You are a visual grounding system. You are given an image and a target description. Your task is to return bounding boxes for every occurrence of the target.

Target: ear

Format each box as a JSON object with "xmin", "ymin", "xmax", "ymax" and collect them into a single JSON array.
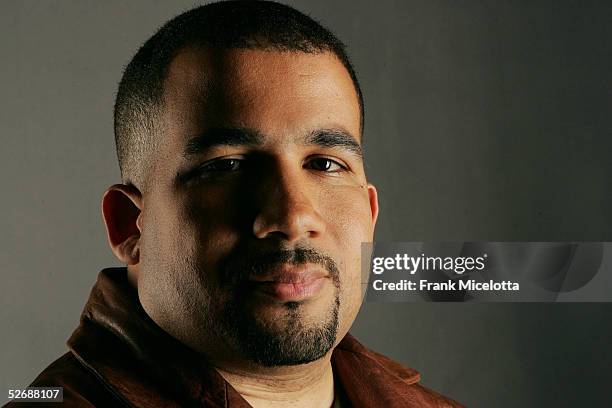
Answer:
[
  {"xmin": 102, "ymin": 184, "xmax": 143, "ymax": 265},
  {"xmin": 367, "ymin": 183, "xmax": 379, "ymax": 228}
]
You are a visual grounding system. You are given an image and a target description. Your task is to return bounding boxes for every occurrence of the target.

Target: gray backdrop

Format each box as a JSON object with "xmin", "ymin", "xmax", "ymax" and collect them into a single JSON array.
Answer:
[{"xmin": 2, "ymin": 1, "xmax": 611, "ymax": 406}]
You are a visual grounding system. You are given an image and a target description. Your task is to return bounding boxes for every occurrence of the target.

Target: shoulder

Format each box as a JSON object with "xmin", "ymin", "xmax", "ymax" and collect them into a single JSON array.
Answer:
[
  {"xmin": 333, "ymin": 334, "xmax": 465, "ymax": 408},
  {"xmin": 3, "ymin": 352, "xmax": 125, "ymax": 408}
]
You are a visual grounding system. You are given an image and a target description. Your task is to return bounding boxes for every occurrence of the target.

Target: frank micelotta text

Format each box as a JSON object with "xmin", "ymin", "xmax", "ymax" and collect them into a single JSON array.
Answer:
[{"xmin": 371, "ymin": 279, "xmax": 520, "ymax": 291}]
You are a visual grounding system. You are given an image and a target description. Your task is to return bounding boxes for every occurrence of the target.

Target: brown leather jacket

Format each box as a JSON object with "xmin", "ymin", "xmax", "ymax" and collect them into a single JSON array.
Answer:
[{"xmin": 5, "ymin": 268, "xmax": 464, "ymax": 407}]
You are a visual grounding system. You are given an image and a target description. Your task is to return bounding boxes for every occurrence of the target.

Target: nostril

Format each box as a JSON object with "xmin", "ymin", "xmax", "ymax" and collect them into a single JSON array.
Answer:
[
  {"xmin": 252, "ymin": 201, "xmax": 326, "ymax": 242},
  {"xmin": 251, "ymin": 167, "xmax": 326, "ymax": 241}
]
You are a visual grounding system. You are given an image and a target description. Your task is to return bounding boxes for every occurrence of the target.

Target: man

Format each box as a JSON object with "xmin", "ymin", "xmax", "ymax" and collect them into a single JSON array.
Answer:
[{"xmin": 7, "ymin": 2, "xmax": 462, "ymax": 407}]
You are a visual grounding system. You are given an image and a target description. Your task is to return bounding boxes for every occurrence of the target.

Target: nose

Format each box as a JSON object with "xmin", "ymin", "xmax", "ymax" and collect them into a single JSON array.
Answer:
[{"xmin": 252, "ymin": 165, "xmax": 326, "ymax": 242}]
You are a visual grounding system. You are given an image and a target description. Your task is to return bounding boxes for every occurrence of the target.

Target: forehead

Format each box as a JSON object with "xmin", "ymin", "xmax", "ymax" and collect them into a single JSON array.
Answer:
[{"xmin": 161, "ymin": 47, "xmax": 361, "ymax": 148}]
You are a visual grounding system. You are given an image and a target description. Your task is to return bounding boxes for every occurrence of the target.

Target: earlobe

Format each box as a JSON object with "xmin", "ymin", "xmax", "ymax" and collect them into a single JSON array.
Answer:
[
  {"xmin": 367, "ymin": 183, "xmax": 379, "ymax": 227},
  {"xmin": 102, "ymin": 184, "xmax": 143, "ymax": 265}
]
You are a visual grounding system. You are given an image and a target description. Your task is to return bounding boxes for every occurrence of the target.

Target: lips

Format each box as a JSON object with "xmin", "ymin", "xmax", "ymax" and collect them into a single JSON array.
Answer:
[{"xmin": 247, "ymin": 264, "xmax": 328, "ymax": 302}]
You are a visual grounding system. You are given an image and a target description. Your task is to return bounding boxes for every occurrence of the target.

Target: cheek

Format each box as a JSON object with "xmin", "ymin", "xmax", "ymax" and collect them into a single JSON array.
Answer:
[
  {"xmin": 150, "ymin": 184, "xmax": 235, "ymax": 241},
  {"xmin": 138, "ymin": 201, "xmax": 196, "ymax": 300},
  {"xmin": 138, "ymin": 194, "xmax": 218, "ymax": 290},
  {"xmin": 141, "ymin": 199, "xmax": 196, "ymax": 263},
  {"xmin": 324, "ymin": 184, "xmax": 375, "ymax": 255},
  {"xmin": 321, "ymin": 186, "xmax": 374, "ymax": 328},
  {"xmin": 137, "ymin": 195, "xmax": 237, "ymax": 339}
]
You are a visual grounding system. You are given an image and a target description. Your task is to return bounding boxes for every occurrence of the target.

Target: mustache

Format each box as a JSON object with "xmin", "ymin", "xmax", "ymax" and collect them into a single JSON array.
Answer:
[{"xmin": 221, "ymin": 247, "xmax": 340, "ymax": 286}]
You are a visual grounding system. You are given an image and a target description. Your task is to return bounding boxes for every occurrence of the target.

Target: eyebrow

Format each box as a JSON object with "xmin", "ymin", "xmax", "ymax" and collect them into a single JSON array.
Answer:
[
  {"xmin": 183, "ymin": 128, "xmax": 263, "ymax": 157},
  {"xmin": 305, "ymin": 129, "xmax": 363, "ymax": 159},
  {"xmin": 183, "ymin": 127, "xmax": 363, "ymax": 159}
]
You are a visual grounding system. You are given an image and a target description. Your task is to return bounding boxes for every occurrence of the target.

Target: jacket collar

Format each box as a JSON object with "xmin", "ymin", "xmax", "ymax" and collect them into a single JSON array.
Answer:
[{"xmin": 68, "ymin": 268, "xmax": 421, "ymax": 407}]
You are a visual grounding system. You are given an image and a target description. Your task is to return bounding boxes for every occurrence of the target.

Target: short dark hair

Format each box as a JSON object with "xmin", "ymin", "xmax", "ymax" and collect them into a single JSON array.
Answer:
[{"xmin": 114, "ymin": 0, "xmax": 364, "ymax": 190}]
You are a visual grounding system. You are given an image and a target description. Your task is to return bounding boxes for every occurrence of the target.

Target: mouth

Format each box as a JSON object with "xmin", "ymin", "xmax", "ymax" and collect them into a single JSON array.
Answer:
[{"xmin": 247, "ymin": 264, "xmax": 328, "ymax": 302}]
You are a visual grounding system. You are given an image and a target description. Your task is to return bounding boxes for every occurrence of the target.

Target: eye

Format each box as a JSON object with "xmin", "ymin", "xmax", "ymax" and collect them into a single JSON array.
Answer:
[
  {"xmin": 191, "ymin": 158, "xmax": 244, "ymax": 181},
  {"xmin": 305, "ymin": 157, "xmax": 346, "ymax": 172},
  {"xmin": 201, "ymin": 158, "xmax": 242, "ymax": 172}
]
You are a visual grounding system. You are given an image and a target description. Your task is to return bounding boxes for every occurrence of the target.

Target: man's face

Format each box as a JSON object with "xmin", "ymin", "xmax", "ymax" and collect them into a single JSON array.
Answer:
[{"xmin": 135, "ymin": 47, "xmax": 378, "ymax": 367}]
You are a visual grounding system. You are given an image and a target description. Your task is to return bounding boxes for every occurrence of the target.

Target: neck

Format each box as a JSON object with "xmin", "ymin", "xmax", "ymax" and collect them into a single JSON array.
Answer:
[{"xmin": 216, "ymin": 356, "xmax": 335, "ymax": 408}]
